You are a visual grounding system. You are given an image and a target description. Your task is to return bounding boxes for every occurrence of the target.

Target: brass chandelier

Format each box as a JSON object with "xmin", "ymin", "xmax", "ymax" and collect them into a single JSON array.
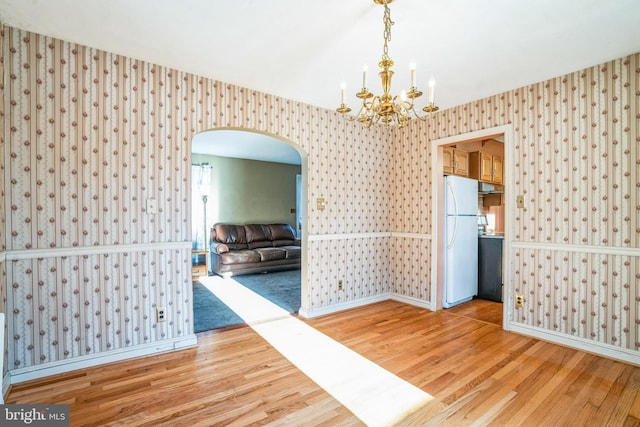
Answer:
[{"xmin": 336, "ymin": 0, "xmax": 438, "ymax": 128}]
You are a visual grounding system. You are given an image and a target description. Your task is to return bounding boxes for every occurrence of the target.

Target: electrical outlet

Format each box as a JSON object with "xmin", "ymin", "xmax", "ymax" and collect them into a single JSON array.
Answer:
[
  {"xmin": 146, "ymin": 198, "xmax": 158, "ymax": 214},
  {"xmin": 515, "ymin": 294, "xmax": 524, "ymax": 308},
  {"xmin": 156, "ymin": 307, "xmax": 167, "ymax": 322},
  {"xmin": 338, "ymin": 280, "xmax": 343, "ymax": 291},
  {"xmin": 516, "ymin": 195, "xmax": 525, "ymax": 209}
]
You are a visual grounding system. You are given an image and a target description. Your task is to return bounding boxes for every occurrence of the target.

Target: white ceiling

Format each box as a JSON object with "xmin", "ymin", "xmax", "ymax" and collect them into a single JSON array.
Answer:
[{"xmin": 1, "ymin": 0, "xmax": 639, "ymax": 164}]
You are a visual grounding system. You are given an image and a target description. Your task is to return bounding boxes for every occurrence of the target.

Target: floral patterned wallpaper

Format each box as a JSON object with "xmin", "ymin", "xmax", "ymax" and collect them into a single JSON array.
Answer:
[
  {"xmin": 508, "ymin": 58, "xmax": 639, "ymax": 350},
  {"xmin": 1, "ymin": 22, "xmax": 638, "ymax": 377},
  {"xmin": 393, "ymin": 54, "xmax": 640, "ymax": 353},
  {"xmin": 0, "ymin": 25, "xmax": 393, "ymax": 374}
]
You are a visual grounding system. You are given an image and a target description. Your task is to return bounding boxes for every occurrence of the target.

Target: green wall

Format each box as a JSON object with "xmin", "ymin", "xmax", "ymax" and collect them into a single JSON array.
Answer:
[{"xmin": 192, "ymin": 154, "xmax": 301, "ymax": 231}]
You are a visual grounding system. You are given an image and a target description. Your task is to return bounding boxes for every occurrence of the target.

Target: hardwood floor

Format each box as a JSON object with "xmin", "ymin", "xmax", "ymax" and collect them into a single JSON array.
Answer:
[
  {"xmin": 7, "ymin": 300, "xmax": 640, "ymax": 426},
  {"xmin": 446, "ymin": 298, "xmax": 503, "ymax": 326}
]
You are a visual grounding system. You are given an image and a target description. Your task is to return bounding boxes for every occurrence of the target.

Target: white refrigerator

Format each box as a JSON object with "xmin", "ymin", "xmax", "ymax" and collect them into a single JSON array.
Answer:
[{"xmin": 442, "ymin": 175, "xmax": 479, "ymax": 308}]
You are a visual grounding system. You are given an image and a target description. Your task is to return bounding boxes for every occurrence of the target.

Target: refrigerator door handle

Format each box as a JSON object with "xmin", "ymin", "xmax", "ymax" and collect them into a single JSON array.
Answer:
[
  {"xmin": 448, "ymin": 215, "xmax": 457, "ymax": 249},
  {"xmin": 446, "ymin": 180, "xmax": 458, "ymax": 250},
  {"xmin": 447, "ymin": 179, "xmax": 459, "ymax": 217}
]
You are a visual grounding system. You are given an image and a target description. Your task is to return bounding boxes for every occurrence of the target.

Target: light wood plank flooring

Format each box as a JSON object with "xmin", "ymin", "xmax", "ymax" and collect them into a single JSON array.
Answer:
[
  {"xmin": 446, "ymin": 298, "xmax": 503, "ymax": 326},
  {"xmin": 7, "ymin": 300, "xmax": 640, "ymax": 426}
]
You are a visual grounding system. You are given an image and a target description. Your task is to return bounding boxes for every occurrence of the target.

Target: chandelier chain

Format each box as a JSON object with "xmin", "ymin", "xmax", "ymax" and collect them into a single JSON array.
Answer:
[{"xmin": 382, "ymin": 1, "xmax": 393, "ymax": 61}]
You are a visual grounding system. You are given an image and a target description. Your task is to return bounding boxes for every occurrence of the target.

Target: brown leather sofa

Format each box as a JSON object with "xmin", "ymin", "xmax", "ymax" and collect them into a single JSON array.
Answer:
[{"xmin": 209, "ymin": 223, "xmax": 301, "ymax": 277}]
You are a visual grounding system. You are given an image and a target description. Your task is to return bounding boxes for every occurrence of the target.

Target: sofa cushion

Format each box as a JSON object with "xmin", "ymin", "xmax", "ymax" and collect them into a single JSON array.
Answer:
[
  {"xmin": 254, "ymin": 247, "xmax": 287, "ymax": 262},
  {"xmin": 268, "ymin": 224, "xmax": 296, "ymax": 240},
  {"xmin": 245, "ymin": 224, "xmax": 274, "ymax": 249},
  {"xmin": 219, "ymin": 249, "xmax": 261, "ymax": 265},
  {"xmin": 226, "ymin": 243, "xmax": 249, "ymax": 250},
  {"xmin": 215, "ymin": 224, "xmax": 247, "ymax": 244},
  {"xmin": 280, "ymin": 246, "xmax": 301, "ymax": 259}
]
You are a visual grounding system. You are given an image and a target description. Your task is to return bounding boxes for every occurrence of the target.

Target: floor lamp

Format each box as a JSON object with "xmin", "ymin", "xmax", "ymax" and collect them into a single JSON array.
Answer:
[
  {"xmin": 202, "ymin": 194, "xmax": 208, "ymax": 251},
  {"xmin": 198, "ymin": 162, "xmax": 211, "ymax": 252}
]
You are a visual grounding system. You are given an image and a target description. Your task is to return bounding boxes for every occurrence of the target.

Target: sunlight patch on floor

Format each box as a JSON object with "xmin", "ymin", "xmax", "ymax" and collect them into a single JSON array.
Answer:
[{"xmin": 200, "ymin": 275, "xmax": 435, "ymax": 426}]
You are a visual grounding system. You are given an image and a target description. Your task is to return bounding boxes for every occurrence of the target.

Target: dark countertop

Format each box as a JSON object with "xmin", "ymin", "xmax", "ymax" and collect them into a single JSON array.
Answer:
[{"xmin": 478, "ymin": 233, "xmax": 504, "ymax": 239}]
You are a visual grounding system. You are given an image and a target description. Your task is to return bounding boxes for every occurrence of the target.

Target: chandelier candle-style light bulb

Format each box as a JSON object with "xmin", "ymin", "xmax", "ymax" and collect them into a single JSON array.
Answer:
[
  {"xmin": 410, "ymin": 64, "xmax": 416, "ymax": 88},
  {"xmin": 422, "ymin": 79, "xmax": 439, "ymax": 113},
  {"xmin": 428, "ymin": 80, "xmax": 435, "ymax": 103},
  {"xmin": 363, "ymin": 65, "xmax": 368, "ymax": 88},
  {"xmin": 337, "ymin": 82, "xmax": 352, "ymax": 114},
  {"xmin": 336, "ymin": 0, "xmax": 439, "ymax": 127}
]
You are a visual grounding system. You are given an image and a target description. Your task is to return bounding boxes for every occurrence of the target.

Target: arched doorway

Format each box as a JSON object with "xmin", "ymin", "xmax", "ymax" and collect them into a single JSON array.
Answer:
[{"xmin": 190, "ymin": 128, "xmax": 308, "ymax": 332}]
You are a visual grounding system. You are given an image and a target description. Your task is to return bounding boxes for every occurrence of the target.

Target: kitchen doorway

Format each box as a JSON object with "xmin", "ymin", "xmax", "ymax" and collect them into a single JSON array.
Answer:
[{"xmin": 430, "ymin": 125, "xmax": 514, "ymax": 331}]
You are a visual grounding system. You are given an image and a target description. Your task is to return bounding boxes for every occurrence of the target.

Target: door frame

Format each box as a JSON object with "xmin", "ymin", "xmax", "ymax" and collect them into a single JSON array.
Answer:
[{"xmin": 430, "ymin": 124, "xmax": 514, "ymax": 331}]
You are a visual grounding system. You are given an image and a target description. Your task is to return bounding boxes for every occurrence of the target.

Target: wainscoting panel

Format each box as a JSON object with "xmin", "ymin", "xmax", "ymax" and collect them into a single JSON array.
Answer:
[
  {"xmin": 306, "ymin": 235, "xmax": 391, "ymax": 311},
  {"xmin": 6, "ymin": 246, "xmax": 192, "ymax": 370},
  {"xmin": 391, "ymin": 234, "xmax": 432, "ymax": 303},
  {"xmin": 513, "ymin": 245, "xmax": 639, "ymax": 351}
]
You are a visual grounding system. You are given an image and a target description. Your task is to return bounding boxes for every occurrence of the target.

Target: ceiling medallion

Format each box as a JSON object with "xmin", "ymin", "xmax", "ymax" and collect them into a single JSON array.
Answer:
[{"xmin": 336, "ymin": 0, "xmax": 439, "ymax": 128}]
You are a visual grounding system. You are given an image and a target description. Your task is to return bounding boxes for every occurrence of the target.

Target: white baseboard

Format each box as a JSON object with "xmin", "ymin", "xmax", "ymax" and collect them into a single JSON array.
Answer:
[
  {"xmin": 299, "ymin": 292, "xmax": 435, "ymax": 318},
  {"xmin": 510, "ymin": 323, "xmax": 640, "ymax": 366},
  {"xmin": 299, "ymin": 294, "xmax": 392, "ymax": 318},
  {"xmin": 9, "ymin": 335, "xmax": 198, "ymax": 385},
  {"xmin": 391, "ymin": 294, "xmax": 434, "ymax": 311}
]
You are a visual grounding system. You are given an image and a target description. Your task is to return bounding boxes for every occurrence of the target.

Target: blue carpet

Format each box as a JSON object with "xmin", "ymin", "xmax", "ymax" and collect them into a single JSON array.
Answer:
[
  {"xmin": 233, "ymin": 269, "xmax": 301, "ymax": 314},
  {"xmin": 192, "ymin": 282, "xmax": 244, "ymax": 332},
  {"xmin": 192, "ymin": 269, "xmax": 301, "ymax": 333}
]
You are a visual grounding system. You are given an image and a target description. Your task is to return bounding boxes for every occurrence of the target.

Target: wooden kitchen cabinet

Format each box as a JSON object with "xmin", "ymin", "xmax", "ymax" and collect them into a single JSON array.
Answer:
[
  {"xmin": 443, "ymin": 147, "xmax": 469, "ymax": 177},
  {"xmin": 443, "ymin": 147, "xmax": 454, "ymax": 174},
  {"xmin": 492, "ymin": 156, "xmax": 503, "ymax": 184},
  {"xmin": 469, "ymin": 152, "xmax": 503, "ymax": 184},
  {"xmin": 483, "ymin": 193, "xmax": 504, "ymax": 206}
]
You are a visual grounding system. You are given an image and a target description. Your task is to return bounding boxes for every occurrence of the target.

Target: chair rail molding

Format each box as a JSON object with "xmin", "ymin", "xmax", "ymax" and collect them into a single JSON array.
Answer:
[{"xmin": 6, "ymin": 241, "xmax": 192, "ymax": 261}]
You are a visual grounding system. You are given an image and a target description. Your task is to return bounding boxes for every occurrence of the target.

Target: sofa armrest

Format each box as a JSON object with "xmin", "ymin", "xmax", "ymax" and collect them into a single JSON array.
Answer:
[{"xmin": 210, "ymin": 241, "xmax": 230, "ymax": 254}]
